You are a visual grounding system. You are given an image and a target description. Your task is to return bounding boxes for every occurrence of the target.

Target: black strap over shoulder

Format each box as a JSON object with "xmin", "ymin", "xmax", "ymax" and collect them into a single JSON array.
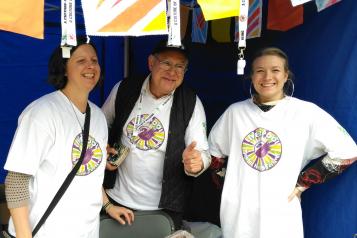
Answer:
[{"xmin": 32, "ymin": 104, "xmax": 91, "ymax": 236}]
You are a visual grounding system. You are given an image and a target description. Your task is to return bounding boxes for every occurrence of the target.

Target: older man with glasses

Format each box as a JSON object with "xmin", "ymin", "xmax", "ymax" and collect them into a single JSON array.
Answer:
[{"xmin": 101, "ymin": 40, "xmax": 211, "ymax": 230}]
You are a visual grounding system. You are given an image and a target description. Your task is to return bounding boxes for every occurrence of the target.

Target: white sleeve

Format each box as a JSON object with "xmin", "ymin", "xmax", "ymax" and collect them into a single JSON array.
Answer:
[
  {"xmin": 308, "ymin": 104, "xmax": 357, "ymax": 161},
  {"xmin": 4, "ymin": 110, "xmax": 54, "ymax": 176},
  {"xmin": 101, "ymin": 82, "xmax": 121, "ymax": 128},
  {"xmin": 184, "ymin": 96, "xmax": 211, "ymax": 174},
  {"xmin": 208, "ymin": 106, "xmax": 232, "ymax": 158}
]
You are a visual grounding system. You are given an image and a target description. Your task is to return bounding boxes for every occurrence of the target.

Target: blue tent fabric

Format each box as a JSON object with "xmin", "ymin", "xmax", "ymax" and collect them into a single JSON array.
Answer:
[{"xmin": 0, "ymin": 0, "xmax": 356, "ymax": 237}]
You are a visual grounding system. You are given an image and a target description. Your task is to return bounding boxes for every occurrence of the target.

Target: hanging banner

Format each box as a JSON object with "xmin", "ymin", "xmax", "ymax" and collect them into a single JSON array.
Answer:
[
  {"xmin": 211, "ymin": 18, "xmax": 231, "ymax": 43},
  {"xmin": 315, "ymin": 0, "xmax": 342, "ymax": 12},
  {"xmin": 191, "ymin": 6, "xmax": 208, "ymax": 43},
  {"xmin": 180, "ymin": 0, "xmax": 197, "ymax": 8},
  {"xmin": 180, "ymin": 5, "xmax": 190, "ymax": 40},
  {"xmin": 268, "ymin": 0, "xmax": 304, "ymax": 31},
  {"xmin": 197, "ymin": 0, "xmax": 240, "ymax": 21},
  {"xmin": 81, "ymin": 0, "xmax": 167, "ymax": 36},
  {"xmin": 291, "ymin": 0, "xmax": 312, "ymax": 6},
  {"xmin": 0, "ymin": 0, "xmax": 44, "ymax": 39}
]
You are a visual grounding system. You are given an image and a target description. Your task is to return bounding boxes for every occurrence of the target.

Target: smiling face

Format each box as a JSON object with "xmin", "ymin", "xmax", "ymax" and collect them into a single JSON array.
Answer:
[
  {"xmin": 64, "ymin": 44, "xmax": 100, "ymax": 94},
  {"xmin": 148, "ymin": 50, "xmax": 188, "ymax": 98},
  {"xmin": 251, "ymin": 54, "xmax": 289, "ymax": 103}
]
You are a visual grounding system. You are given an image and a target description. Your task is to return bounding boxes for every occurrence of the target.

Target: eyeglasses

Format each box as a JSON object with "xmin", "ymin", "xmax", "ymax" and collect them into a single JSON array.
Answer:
[{"xmin": 153, "ymin": 54, "xmax": 188, "ymax": 75}]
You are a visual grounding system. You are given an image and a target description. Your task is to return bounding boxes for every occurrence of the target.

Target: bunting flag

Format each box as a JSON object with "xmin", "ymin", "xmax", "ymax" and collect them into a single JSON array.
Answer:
[
  {"xmin": 191, "ymin": 6, "xmax": 208, "ymax": 43},
  {"xmin": 211, "ymin": 18, "xmax": 231, "ymax": 43},
  {"xmin": 267, "ymin": 0, "xmax": 304, "ymax": 31},
  {"xmin": 197, "ymin": 0, "xmax": 240, "ymax": 21},
  {"xmin": 0, "ymin": 0, "xmax": 44, "ymax": 39},
  {"xmin": 235, "ymin": 0, "xmax": 262, "ymax": 41},
  {"xmin": 180, "ymin": 0, "xmax": 197, "ymax": 8},
  {"xmin": 315, "ymin": 0, "xmax": 342, "ymax": 12},
  {"xmin": 291, "ymin": 0, "xmax": 312, "ymax": 6},
  {"xmin": 81, "ymin": 0, "xmax": 167, "ymax": 36},
  {"xmin": 180, "ymin": 5, "xmax": 190, "ymax": 40}
]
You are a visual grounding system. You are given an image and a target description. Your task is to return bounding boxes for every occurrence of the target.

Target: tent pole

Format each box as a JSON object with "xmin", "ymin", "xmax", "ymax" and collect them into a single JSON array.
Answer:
[{"xmin": 124, "ymin": 36, "xmax": 130, "ymax": 78}]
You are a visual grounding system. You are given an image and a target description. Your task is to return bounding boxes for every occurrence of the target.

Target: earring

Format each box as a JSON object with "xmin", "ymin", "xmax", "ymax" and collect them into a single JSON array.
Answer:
[
  {"xmin": 284, "ymin": 79, "xmax": 295, "ymax": 97},
  {"xmin": 249, "ymin": 82, "xmax": 256, "ymax": 100}
]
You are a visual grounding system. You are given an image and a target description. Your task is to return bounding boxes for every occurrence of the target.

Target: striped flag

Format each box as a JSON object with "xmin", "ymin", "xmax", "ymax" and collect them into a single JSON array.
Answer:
[
  {"xmin": 0, "ymin": 0, "xmax": 44, "ymax": 39},
  {"xmin": 81, "ymin": 0, "xmax": 167, "ymax": 36},
  {"xmin": 191, "ymin": 6, "xmax": 208, "ymax": 44},
  {"xmin": 315, "ymin": 0, "xmax": 342, "ymax": 12},
  {"xmin": 235, "ymin": 0, "xmax": 262, "ymax": 41}
]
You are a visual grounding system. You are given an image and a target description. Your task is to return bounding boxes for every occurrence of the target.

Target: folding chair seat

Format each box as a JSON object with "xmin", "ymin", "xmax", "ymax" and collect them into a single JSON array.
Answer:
[{"xmin": 100, "ymin": 210, "xmax": 175, "ymax": 238}]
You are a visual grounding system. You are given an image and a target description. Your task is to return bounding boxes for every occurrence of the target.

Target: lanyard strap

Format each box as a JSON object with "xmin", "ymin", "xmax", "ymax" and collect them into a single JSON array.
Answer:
[
  {"xmin": 61, "ymin": 0, "xmax": 77, "ymax": 58},
  {"xmin": 133, "ymin": 92, "xmax": 173, "ymax": 136},
  {"xmin": 168, "ymin": 0, "xmax": 181, "ymax": 46},
  {"xmin": 237, "ymin": 0, "xmax": 249, "ymax": 75}
]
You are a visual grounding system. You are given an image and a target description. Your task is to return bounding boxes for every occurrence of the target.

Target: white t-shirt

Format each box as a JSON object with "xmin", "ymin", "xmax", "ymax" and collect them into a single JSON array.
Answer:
[
  {"xmin": 102, "ymin": 76, "xmax": 210, "ymax": 210},
  {"xmin": 208, "ymin": 97, "xmax": 357, "ymax": 238},
  {"xmin": 4, "ymin": 91, "xmax": 108, "ymax": 238}
]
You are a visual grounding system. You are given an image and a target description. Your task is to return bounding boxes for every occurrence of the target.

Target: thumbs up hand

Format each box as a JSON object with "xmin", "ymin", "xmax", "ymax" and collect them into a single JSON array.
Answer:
[{"xmin": 182, "ymin": 141, "xmax": 204, "ymax": 174}]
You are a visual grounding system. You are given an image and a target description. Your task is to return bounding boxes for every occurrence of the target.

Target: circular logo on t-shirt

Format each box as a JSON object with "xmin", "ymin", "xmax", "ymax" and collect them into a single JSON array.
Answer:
[
  {"xmin": 72, "ymin": 134, "xmax": 103, "ymax": 176},
  {"xmin": 126, "ymin": 114, "xmax": 165, "ymax": 151},
  {"xmin": 241, "ymin": 128, "xmax": 282, "ymax": 172}
]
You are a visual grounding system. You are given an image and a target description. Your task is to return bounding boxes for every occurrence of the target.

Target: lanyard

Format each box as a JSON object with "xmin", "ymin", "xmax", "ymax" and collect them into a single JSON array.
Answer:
[
  {"xmin": 168, "ymin": 0, "xmax": 181, "ymax": 46},
  {"xmin": 61, "ymin": 0, "xmax": 77, "ymax": 58},
  {"xmin": 237, "ymin": 0, "xmax": 248, "ymax": 75},
  {"xmin": 133, "ymin": 91, "xmax": 173, "ymax": 136}
]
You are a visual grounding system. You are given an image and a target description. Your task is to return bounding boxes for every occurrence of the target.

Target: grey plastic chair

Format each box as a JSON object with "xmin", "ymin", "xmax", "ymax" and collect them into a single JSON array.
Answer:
[{"xmin": 100, "ymin": 210, "xmax": 175, "ymax": 238}]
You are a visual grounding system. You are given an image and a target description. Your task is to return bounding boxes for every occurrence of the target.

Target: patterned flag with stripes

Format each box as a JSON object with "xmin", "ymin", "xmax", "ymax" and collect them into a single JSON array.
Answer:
[
  {"xmin": 81, "ymin": 0, "xmax": 167, "ymax": 36},
  {"xmin": 315, "ymin": 0, "xmax": 342, "ymax": 12},
  {"xmin": 191, "ymin": 6, "xmax": 208, "ymax": 44},
  {"xmin": 235, "ymin": 0, "xmax": 262, "ymax": 41}
]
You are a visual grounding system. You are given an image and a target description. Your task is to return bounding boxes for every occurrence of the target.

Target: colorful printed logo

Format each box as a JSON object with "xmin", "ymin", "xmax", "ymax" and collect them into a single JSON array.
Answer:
[
  {"xmin": 72, "ymin": 134, "xmax": 103, "ymax": 176},
  {"xmin": 126, "ymin": 114, "xmax": 165, "ymax": 151},
  {"xmin": 241, "ymin": 127, "xmax": 282, "ymax": 172}
]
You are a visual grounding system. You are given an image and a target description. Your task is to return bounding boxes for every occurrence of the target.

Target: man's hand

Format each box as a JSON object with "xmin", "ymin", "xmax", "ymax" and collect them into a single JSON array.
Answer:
[
  {"xmin": 106, "ymin": 205, "xmax": 135, "ymax": 225},
  {"xmin": 106, "ymin": 145, "xmax": 118, "ymax": 171},
  {"xmin": 182, "ymin": 141, "xmax": 203, "ymax": 174}
]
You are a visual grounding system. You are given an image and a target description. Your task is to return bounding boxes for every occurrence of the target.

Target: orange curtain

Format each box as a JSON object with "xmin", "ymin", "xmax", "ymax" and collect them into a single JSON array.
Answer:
[
  {"xmin": 267, "ymin": 0, "xmax": 303, "ymax": 31},
  {"xmin": 0, "ymin": 0, "xmax": 44, "ymax": 39}
]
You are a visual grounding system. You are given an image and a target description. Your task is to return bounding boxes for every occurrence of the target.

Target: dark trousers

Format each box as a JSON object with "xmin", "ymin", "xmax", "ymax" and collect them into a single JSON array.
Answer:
[{"xmin": 105, "ymin": 195, "xmax": 183, "ymax": 230}]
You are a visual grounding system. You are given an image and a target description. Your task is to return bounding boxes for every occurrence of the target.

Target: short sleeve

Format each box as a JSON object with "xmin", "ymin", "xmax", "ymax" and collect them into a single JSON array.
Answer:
[
  {"xmin": 184, "ymin": 96, "xmax": 209, "ymax": 151},
  {"xmin": 101, "ymin": 82, "xmax": 121, "ymax": 127},
  {"xmin": 4, "ymin": 110, "xmax": 54, "ymax": 176},
  {"xmin": 308, "ymin": 105, "xmax": 357, "ymax": 161},
  {"xmin": 208, "ymin": 106, "xmax": 232, "ymax": 158}
]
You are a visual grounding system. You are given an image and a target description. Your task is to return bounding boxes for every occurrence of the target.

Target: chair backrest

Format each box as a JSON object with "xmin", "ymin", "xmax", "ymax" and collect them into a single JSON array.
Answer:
[{"xmin": 100, "ymin": 210, "xmax": 175, "ymax": 238}]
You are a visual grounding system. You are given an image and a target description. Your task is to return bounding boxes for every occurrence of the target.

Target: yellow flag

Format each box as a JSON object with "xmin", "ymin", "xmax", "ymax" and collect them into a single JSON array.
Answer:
[
  {"xmin": 0, "ymin": 0, "xmax": 44, "ymax": 39},
  {"xmin": 197, "ymin": 0, "xmax": 240, "ymax": 21},
  {"xmin": 211, "ymin": 17, "xmax": 231, "ymax": 42}
]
